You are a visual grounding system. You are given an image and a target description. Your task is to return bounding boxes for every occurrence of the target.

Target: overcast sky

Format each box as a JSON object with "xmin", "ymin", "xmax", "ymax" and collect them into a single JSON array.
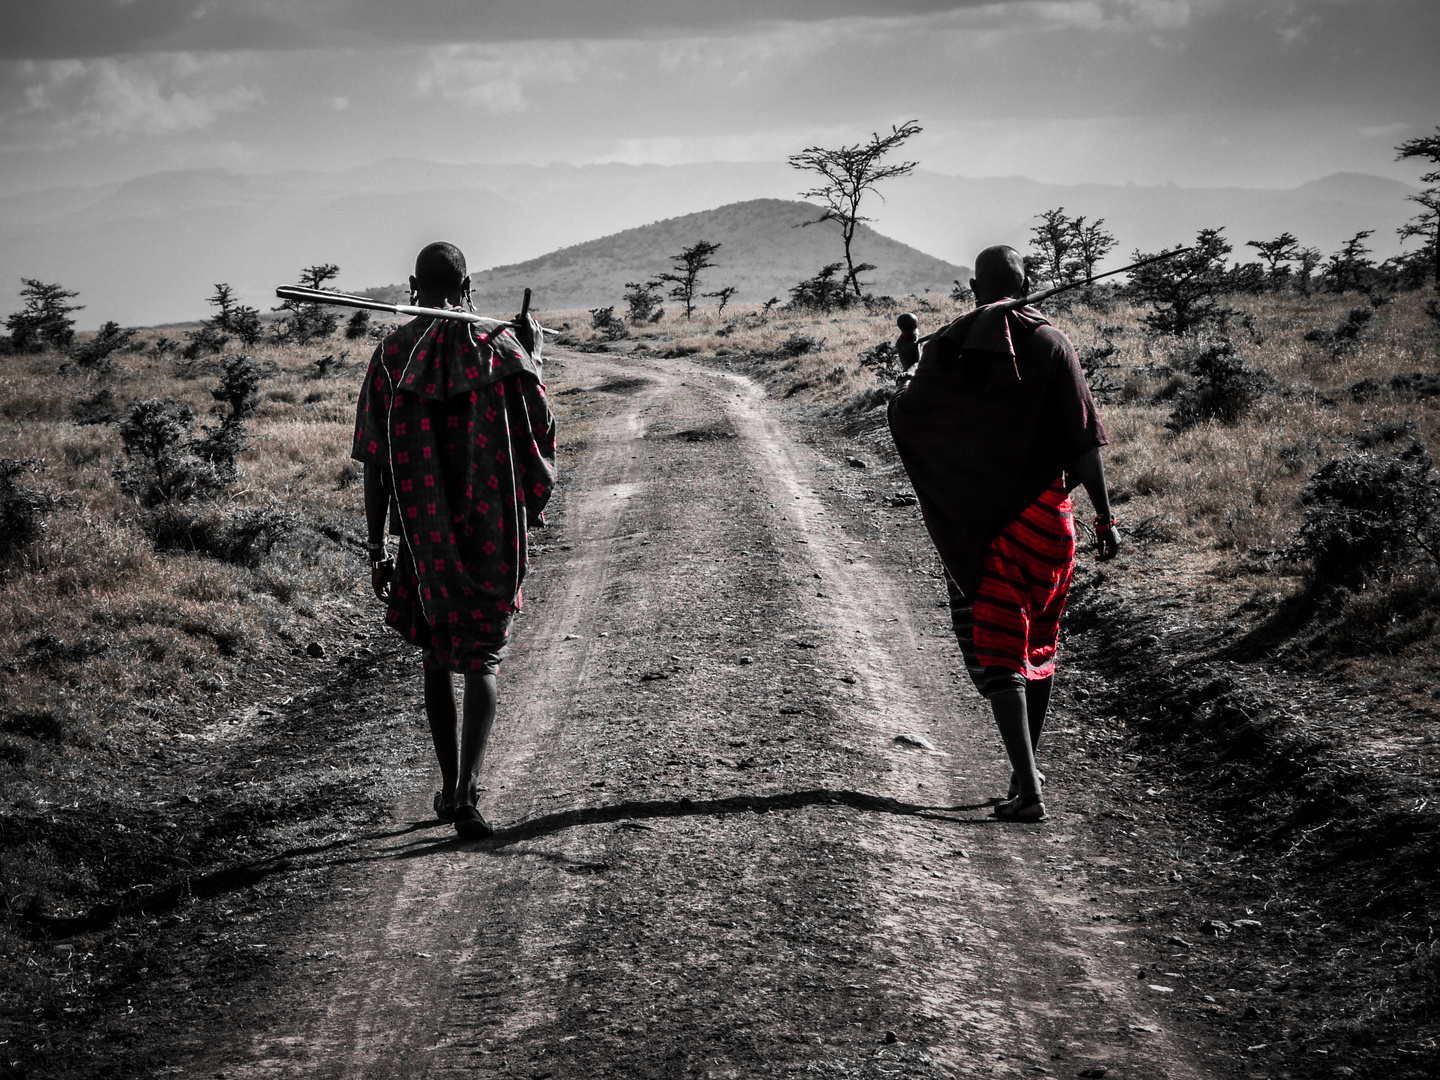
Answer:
[{"xmin": 1, "ymin": 0, "xmax": 1437, "ymax": 195}]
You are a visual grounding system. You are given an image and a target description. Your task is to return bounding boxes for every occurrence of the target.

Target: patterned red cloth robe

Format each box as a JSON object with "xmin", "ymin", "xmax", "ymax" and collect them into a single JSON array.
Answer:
[
  {"xmin": 352, "ymin": 316, "xmax": 557, "ymax": 669},
  {"xmin": 887, "ymin": 302, "xmax": 1106, "ymax": 600}
]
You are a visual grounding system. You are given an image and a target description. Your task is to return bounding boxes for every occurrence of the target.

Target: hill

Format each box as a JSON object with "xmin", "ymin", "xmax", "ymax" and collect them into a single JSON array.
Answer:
[
  {"xmin": 444, "ymin": 199, "xmax": 967, "ymax": 313},
  {"xmin": 0, "ymin": 159, "xmax": 1419, "ymax": 327}
]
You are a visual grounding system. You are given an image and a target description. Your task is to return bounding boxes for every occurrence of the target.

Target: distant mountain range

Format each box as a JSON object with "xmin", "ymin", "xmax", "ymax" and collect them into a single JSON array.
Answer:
[
  {"xmin": 0, "ymin": 159, "xmax": 1420, "ymax": 327},
  {"xmin": 365, "ymin": 199, "xmax": 968, "ymax": 314}
]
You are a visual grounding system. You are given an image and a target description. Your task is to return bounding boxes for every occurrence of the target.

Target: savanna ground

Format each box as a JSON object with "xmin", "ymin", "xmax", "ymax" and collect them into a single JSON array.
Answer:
[{"xmin": 1, "ymin": 282, "xmax": 1438, "ymax": 1078}]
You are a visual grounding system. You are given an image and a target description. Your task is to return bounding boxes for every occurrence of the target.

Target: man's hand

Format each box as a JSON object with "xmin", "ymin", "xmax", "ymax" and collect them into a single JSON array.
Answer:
[
  {"xmin": 511, "ymin": 312, "xmax": 542, "ymax": 357},
  {"xmin": 1094, "ymin": 518, "xmax": 1121, "ymax": 562},
  {"xmin": 371, "ymin": 557, "xmax": 395, "ymax": 602}
]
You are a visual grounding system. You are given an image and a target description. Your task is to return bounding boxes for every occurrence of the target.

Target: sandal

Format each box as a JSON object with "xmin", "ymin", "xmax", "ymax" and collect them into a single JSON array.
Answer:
[
  {"xmin": 453, "ymin": 804, "xmax": 493, "ymax": 839},
  {"xmin": 993, "ymin": 793, "xmax": 1048, "ymax": 823},
  {"xmin": 1006, "ymin": 769, "xmax": 1047, "ymax": 801},
  {"xmin": 433, "ymin": 791, "xmax": 456, "ymax": 823}
]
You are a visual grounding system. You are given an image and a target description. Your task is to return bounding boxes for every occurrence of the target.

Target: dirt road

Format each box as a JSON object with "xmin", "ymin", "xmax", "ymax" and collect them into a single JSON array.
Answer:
[{"xmin": 204, "ymin": 350, "xmax": 1225, "ymax": 1079}]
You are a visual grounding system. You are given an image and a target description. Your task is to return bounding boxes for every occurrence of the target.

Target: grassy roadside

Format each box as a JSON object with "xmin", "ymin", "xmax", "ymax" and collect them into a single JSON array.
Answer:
[
  {"xmin": 623, "ymin": 286, "xmax": 1440, "ymax": 1075},
  {"xmin": 3, "ymin": 282, "xmax": 1439, "ymax": 1074}
]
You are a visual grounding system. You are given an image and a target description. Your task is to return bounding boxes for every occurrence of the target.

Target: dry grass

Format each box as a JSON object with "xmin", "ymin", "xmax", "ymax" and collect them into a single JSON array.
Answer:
[
  {"xmin": 583, "ymin": 286, "xmax": 1440, "ymax": 683},
  {"xmin": 6, "ymin": 287, "xmax": 1436, "ymax": 762},
  {"xmin": 0, "ymin": 329, "xmax": 377, "ymax": 768}
]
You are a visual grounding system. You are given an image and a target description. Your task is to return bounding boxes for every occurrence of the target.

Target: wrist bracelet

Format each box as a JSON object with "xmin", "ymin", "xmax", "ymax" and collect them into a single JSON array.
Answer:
[{"xmin": 1094, "ymin": 515, "xmax": 1116, "ymax": 531}]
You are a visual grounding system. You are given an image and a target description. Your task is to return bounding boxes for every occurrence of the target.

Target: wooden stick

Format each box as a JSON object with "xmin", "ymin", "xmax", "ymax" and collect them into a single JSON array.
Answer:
[
  {"xmin": 913, "ymin": 247, "xmax": 1195, "ymax": 343},
  {"xmin": 274, "ymin": 285, "xmax": 558, "ymax": 335}
]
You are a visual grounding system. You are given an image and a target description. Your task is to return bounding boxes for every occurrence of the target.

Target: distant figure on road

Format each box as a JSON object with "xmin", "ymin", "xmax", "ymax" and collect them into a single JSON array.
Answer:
[
  {"xmin": 353, "ymin": 242, "xmax": 556, "ymax": 838},
  {"xmin": 888, "ymin": 245, "xmax": 1118, "ymax": 822}
]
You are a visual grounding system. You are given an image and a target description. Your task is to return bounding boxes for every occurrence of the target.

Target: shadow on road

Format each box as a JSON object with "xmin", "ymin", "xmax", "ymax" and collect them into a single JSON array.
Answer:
[
  {"xmin": 388, "ymin": 787, "xmax": 999, "ymax": 860},
  {"xmin": 31, "ymin": 790, "xmax": 998, "ymax": 938}
]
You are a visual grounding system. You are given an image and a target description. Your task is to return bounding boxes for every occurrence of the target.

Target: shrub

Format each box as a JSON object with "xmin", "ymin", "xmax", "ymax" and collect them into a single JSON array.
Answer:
[
  {"xmin": 71, "ymin": 386, "xmax": 119, "ymax": 426},
  {"xmin": 1288, "ymin": 445, "xmax": 1440, "ymax": 589},
  {"xmin": 787, "ymin": 263, "xmax": 854, "ymax": 312},
  {"xmin": 1079, "ymin": 340, "xmax": 1120, "ymax": 403},
  {"xmin": 1304, "ymin": 306, "xmax": 1373, "ymax": 344},
  {"xmin": 211, "ymin": 353, "xmax": 263, "ymax": 417},
  {"xmin": 859, "ymin": 340, "xmax": 898, "ymax": 374},
  {"xmin": 623, "ymin": 281, "xmax": 663, "ymax": 325},
  {"xmin": 588, "ymin": 306, "xmax": 628, "ymax": 341},
  {"xmin": 115, "ymin": 400, "xmax": 228, "ymax": 506},
  {"xmin": 1166, "ymin": 337, "xmax": 1271, "ymax": 430},
  {"xmin": 69, "ymin": 321, "xmax": 136, "ymax": 373},
  {"xmin": 147, "ymin": 502, "xmax": 296, "ymax": 568},
  {"xmin": 0, "ymin": 458, "xmax": 59, "ymax": 573},
  {"xmin": 774, "ymin": 332, "xmax": 823, "ymax": 359},
  {"xmin": 182, "ymin": 322, "xmax": 230, "ymax": 360},
  {"xmin": 1125, "ymin": 228, "xmax": 1235, "ymax": 335},
  {"xmin": 345, "ymin": 310, "xmax": 371, "ymax": 339}
]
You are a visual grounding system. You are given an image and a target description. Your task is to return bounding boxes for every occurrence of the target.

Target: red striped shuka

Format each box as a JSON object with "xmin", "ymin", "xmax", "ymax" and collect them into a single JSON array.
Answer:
[{"xmin": 970, "ymin": 477, "xmax": 1075, "ymax": 679}]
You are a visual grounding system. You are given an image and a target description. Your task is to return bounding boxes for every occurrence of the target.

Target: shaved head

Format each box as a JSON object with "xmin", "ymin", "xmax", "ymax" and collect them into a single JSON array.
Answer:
[
  {"xmin": 973, "ymin": 245, "xmax": 1027, "ymax": 302},
  {"xmin": 414, "ymin": 241, "xmax": 468, "ymax": 297}
]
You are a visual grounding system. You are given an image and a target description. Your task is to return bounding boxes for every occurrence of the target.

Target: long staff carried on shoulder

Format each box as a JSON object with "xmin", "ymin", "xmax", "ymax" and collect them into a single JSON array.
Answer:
[
  {"xmin": 274, "ymin": 284, "xmax": 559, "ymax": 337},
  {"xmin": 907, "ymin": 247, "xmax": 1195, "ymax": 343}
]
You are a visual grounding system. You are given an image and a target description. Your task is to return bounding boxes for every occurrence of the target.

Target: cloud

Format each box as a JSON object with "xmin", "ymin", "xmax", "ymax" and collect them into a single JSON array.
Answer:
[
  {"xmin": 414, "ymin": 42, "xmax": 605, "ymax": 113},
  {"xmin": 1359, "ymin": 121, "xmax": 1410, "ymax": 140},
  {"xmin": 2, "ymin": 1, "xmax": 1012, "ymax": 59},
  {"xmin": 5, "ymin": 54, "xmax": 261, "ymax": 144}
]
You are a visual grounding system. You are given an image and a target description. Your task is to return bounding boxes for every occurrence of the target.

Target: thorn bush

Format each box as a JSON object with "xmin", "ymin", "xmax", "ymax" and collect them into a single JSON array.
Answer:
[
  {"xmin": 588, "ymin": 306, "xmax": 628, "ymax": 341},
  {"xmin": 1165, "ymin": 337, "xmax": 1272, "ymax": 430},
  {"xmin": 1289, "ymin": 445, "xmax": 1440, "ymax": 589}
]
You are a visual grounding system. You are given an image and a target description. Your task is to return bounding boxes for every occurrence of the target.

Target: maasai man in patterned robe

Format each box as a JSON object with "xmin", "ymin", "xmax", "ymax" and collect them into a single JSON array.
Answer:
[
  {"xmin": 353, "ymin": 242, "xmax": 556, "ymax": 838},
  {"xmin": 888, "ymin": 245, "xmax": 1119, "ymax": 822}
]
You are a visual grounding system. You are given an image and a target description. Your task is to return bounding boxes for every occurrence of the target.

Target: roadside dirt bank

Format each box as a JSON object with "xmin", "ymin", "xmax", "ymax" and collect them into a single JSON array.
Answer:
[{"xmin": 9, "ymin": 344, "xmax": 1430, "ymax": 1079}]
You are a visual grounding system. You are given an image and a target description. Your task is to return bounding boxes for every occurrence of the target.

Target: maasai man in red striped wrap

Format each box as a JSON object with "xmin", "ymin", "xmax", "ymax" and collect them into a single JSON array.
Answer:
[
  {"xmin": 353, "ymin": 242, "xmax": 556, "ymax": 838},
  {"xmin": 888, "ymin": 245, "xmax": 1119, "ymax": 822}
]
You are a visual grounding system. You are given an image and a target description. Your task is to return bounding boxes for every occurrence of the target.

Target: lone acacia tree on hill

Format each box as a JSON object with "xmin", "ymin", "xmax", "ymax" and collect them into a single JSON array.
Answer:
[
  {"xmin": 1396, "ymin": 127, "xmax": 1440, "ymax": 286},
  {"xmin": 788, "ymin": 119, "xmax": 922, "ymax": 298}
]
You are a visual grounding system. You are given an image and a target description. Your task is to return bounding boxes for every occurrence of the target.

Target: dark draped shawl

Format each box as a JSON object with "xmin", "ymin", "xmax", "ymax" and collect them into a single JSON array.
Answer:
[
  {"xmin": 887, "ymin": 302, "xmax": 1106, "ymax": 599},
  {"xmin": 352, "ymin": 316, "xmax": 557, "ymax": 656}
]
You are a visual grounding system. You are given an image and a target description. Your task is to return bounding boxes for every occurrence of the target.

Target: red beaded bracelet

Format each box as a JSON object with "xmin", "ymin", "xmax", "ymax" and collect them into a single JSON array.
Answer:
[{"xmin": 1094, "ymin": 515, "xmax": 1117, "ymax": 532}]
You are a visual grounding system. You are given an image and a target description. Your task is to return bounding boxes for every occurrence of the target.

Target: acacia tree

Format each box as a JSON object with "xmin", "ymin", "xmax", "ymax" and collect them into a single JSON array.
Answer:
[
  {"xmin": 1246, "ymin": 232, "xmax": 1301, "ymax": 286},
  {"xmin": 704, "ymin": 285, "xmax": 738, "ymax": 317},
  {"xmin": 658, "ymin": 241, "xmax": 721, "ymax": 320},
  {"xmin": 273, "ymin": 263, "xmax": 341, "ymax": 342},
  {"xmin": 1030, "ymin": 208, "xmax": 1075, "ymax": 288},
  {"xmin": 207, "ymin": 283, "xmax": 262, "ymax": 346},
  {"xmin": 5, "ymin": 279, "xmax": 83, "ymax": 352},
  {"xmin": 1125, "ymin": 227, "xmax": 1234, "ymax": 335},
  {"xmin": 788, "ymin": 119, "xmax": 922, "ymax": 298},
  {"xmin": 1396, "ymin": 127, "xmax": 1440, "ymax": 286},
  {"xmin": 1327, "ymin": 230, "xmax": 1375, "ymax": 292},
  {"xmin": 1068, "ymin": 215, "xmax": 1117, "ymax": 281}
]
